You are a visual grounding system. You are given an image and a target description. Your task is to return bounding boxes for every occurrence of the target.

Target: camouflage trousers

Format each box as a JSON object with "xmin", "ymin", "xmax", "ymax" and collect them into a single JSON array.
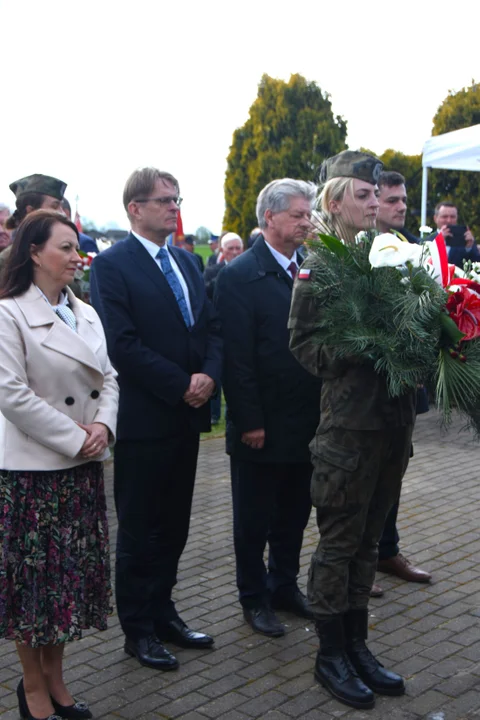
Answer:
[{"xmin": 307, "ymin": 425, "xmax": 413, "ymax": 616}]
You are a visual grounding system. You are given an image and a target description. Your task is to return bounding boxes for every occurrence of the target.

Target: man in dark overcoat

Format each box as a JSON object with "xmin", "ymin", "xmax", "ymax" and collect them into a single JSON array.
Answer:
[{"xmin": 215, "ymin": 179, "xmax": 322, "ymax": 636}]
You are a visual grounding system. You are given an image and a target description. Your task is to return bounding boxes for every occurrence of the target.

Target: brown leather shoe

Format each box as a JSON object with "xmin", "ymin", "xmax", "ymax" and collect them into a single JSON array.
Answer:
[
  {"xmin": 377, "ymin": 553, "xmax": 431, "ymax": 583},
  {"xmin": 370, "ymin": 583, "xmax": 384, "ymax": 598}
]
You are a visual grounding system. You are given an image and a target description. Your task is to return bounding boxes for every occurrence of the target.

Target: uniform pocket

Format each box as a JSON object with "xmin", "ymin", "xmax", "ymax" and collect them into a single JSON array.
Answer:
[{"xmin": 309, "ymin": 434, "xmax": 360, "ymax": 508}]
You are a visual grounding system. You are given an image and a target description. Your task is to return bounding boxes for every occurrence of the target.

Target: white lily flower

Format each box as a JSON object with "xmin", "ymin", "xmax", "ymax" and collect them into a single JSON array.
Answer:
[
  {"xmin": 369, "ymin": 233, "xmax": 425, "ymax": 268},
  {"xmin": 419, "ymin": 225, "xmax": 433, "ymax": 235}
]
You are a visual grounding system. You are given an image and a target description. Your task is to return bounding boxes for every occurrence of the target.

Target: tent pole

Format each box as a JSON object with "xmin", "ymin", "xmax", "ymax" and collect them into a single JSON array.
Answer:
[{"xmin": 421, "ymin": 166, "xmax": 428, "ymax": 227}]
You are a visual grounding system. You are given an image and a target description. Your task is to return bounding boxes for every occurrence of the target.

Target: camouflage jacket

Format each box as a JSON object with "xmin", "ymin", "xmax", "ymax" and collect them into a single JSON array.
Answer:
[{"xmin": 288, "ymin": 254, "xmax": 416, "ymax": 431}]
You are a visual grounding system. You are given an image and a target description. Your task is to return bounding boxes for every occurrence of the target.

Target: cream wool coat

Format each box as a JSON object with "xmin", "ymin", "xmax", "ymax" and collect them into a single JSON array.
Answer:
[{"xmin": 0, "ymin": 284, "xmax": 118, "ymax": 471}]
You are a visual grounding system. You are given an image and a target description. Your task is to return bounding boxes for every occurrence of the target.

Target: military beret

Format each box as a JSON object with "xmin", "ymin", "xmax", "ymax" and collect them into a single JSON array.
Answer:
[
  {"xmin": 318, "ymin": 150, "xmax": 383, "ymax": 187},
  {"xmin": 9, "ymin": 174, "xmax": 67, "ymax": 201}
]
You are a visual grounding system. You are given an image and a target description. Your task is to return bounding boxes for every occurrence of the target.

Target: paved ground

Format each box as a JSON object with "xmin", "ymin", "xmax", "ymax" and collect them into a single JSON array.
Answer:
[{"xmin": 2, "ymin": 411, "xmax": 480, "ymax": 719}]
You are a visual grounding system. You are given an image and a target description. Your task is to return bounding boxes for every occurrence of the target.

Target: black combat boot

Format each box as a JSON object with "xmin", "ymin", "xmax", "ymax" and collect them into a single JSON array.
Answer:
[
  {"xmin": 345, "ymin": 608, "xmax": 405, "ymax": 696},
  {"xmin": 314, "ymin": 615, "xmax": 375, "ymax": 709}
]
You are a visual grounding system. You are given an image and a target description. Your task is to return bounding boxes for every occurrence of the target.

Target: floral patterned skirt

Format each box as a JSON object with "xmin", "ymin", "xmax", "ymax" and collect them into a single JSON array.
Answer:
[{"xmin": 0, "ymin": 462, "xmax": 112, "ymax": 647}]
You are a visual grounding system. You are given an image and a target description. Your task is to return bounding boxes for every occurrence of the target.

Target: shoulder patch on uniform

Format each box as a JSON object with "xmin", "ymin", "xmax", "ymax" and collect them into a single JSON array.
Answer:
[{"xmin": 298, "ymin": 268, "xmax": 311, "ymax": 280}]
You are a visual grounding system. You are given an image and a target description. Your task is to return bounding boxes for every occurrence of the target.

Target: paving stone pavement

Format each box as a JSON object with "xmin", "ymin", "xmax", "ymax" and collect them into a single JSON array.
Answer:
[{"xmin": 2, "ymin": 411, "xmax": 480, "ymax": 719}]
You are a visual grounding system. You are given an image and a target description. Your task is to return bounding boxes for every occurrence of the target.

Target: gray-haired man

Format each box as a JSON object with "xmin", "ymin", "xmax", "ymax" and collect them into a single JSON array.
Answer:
[{"xmin": 215, "ymin": 179, "xmax": 322, "ymax": 636}]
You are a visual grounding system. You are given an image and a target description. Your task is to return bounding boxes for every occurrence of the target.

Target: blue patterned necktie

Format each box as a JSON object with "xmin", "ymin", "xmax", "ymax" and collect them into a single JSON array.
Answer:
[
  {"xmin": 55, "ymin": 305, "xmax": 77, "ymax": 332},
  {"xmin": 156, "ymin": 247, "xmax": 191, "ymax": 327}
]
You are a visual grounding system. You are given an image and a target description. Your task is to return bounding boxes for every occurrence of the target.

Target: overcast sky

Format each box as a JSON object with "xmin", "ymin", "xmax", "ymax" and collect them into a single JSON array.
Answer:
[{"xmin": 1, "ymin": 0, "xmax": 478, "ymax": 235}]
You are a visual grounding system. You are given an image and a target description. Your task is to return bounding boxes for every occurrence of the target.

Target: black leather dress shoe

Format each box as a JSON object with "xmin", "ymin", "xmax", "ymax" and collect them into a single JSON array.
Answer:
[
  {"xmin": 243, "ymin": 606, "xmax": 285, "ymax": 637},
  {"xmin": 272, "ymin": 589, "xmax": 314, "ymax": 620},
  {"xmin": 157, "ymin": 619, "xmax": 214, "ymax": 649},
  {"xmin": 124, "ymin": 635, "xmax": 179, "ymax": 670}
]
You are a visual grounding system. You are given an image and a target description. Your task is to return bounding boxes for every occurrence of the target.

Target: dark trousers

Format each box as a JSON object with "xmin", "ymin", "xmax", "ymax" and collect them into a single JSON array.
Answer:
[
  {"xmin": 309, "ymin": 425, "xmax": 413, "ymax": 616},
  {"xmin": 378, "ymin": 498, "xmax": 400, "ymax": 560},
  {"xmin": 230, "ymin": 458, "xmax": 312, "ymax": 608},
  {"xmin": 114, "ymin": 433, "xmax": 200, "ymax": 640}
]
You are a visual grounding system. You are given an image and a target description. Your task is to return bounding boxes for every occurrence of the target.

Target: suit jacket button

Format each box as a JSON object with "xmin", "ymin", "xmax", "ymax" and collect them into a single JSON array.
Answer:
[
  {"xmin": 91, "ymin": 390, "xmax": 100, "ymax": 399},
  {"xmin": 65, "ymin": 397, "xmax": 75, "ymax": 406}
]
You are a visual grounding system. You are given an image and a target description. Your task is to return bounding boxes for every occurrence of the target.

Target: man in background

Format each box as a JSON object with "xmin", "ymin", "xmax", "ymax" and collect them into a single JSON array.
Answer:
[
  {"xmin": 204, "ymin": 231, "xmax": 243, "ymax": 425},
  {"xmin": 183, "ymin": 234, "xmax": 204, "ymax": 271},
  {"xmin": 430, "ymin": 201, "xmax": 479, "ymax": 268},
  {"xmin": 373, "ymin": 171, "xmax": 432, "ymax": 595},
  {"xmin": 206, "ymin": 236, "xmax": 219, "ymax": 266},
  {"xmin": 62, "ymin": 198, "xmax": 99, "ymax": 253}
]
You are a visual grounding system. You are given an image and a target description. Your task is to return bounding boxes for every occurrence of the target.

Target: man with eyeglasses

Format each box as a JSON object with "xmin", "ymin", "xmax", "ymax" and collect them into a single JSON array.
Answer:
[{"xmin": 90, "ymin": 168, "xmax": 222, "ymax": 671}]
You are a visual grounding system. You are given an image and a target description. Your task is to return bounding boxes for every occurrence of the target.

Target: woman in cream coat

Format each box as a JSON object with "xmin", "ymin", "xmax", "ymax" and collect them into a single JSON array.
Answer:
[{"xmin": 0, "ymin": 210, "xmax": 118, "ymax": 720}]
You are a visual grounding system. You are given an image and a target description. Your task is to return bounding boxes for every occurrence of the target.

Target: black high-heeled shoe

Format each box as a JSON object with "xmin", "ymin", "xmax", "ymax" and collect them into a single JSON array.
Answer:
[
  {"xmin": 16, "ymin": 679, "xmax": 63, "ymax": 720},
  {"xmin": 50, "ymin": 695, "xmax": 93, "ymax": 720}
]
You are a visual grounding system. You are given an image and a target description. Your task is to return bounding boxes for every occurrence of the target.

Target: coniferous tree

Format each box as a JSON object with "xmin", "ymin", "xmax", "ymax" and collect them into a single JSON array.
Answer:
[{"xmin": 223, "ymin": 74, "xmax": 347, "ymax": 239}]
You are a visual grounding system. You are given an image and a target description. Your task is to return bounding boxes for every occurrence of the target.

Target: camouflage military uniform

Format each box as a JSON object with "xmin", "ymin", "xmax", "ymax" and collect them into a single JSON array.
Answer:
[{"xmin": 288, "ymin": 254, "xmax": 415, "ymax": 616}]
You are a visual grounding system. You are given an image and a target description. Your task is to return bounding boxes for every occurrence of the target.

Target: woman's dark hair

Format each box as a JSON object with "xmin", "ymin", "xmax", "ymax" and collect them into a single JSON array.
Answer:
[
  {"xmin": 0, "ymin": 210, "xmax": 79, "ymax": 299},
  {"xmin": 5, "ymin": 193, "xmax": 46, "ymax": 230}
]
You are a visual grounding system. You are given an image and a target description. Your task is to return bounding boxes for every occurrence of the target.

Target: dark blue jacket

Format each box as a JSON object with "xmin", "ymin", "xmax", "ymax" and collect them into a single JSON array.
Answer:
[
  {"xmin": 215, "ymin": 237, "xmax": 321, "ymax": 463},
  {"xmin": 90, "ymin": 233, "xmax": 222, "ymax": 440},
  {"xmin": 79, "ymin": 232, "xmax": 99, "ymax": 253}
]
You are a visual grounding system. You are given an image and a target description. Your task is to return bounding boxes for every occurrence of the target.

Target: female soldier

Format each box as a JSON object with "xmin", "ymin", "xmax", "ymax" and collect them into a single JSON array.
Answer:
[{"xmin": 288, "ymin": 151, "xmax": 415, "ymax": 710}]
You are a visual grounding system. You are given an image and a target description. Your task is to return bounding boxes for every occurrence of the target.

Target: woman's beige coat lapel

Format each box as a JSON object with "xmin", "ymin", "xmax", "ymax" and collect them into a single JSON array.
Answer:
[{"xmin": 15, "ymin": 286, "xmax": 103, "ymax": 376}]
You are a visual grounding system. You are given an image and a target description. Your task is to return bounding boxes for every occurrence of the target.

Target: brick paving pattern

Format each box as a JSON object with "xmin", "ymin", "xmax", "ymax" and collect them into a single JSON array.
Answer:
[{"xmin": 1, "ymin": 411, "xmax": 480, "ymax": 719}]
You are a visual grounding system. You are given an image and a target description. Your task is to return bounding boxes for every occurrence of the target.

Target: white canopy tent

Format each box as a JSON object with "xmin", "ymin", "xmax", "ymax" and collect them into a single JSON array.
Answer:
[{"xmin": 421, "ymin": 124, "xmax": 480, "ymax": 225}]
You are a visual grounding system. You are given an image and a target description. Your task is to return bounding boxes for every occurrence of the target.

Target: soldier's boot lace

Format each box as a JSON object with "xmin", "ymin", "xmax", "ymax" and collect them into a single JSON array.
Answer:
[
  {"xmin": 314, "ymin": 615, "xmax": 375, "ymax": 709},
  {"xmin": 345, "ymin": 608, "xmax": 405, "ymax": 696}
]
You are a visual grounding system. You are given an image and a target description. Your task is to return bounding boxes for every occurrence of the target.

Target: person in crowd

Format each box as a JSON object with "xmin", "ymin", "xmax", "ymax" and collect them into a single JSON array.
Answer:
[
  {"xmin": 0, "ymin": 222, "xmax": 11, "ymax": 254},
  {"xmin": 215, "ymin": 179, "xmax": 322, "ymax": 637},
  {"xmin": 206, "ymin": 236, "xmax": 219, "ymax": 266},
  {"xmin": 0, "ymin": 175, "xmax": 67, "ymax": 273},
  {"xmin": 289, "ymin": 151, "xmax": 413, "ymax": 709},
  {"xmin": 204, "ymin": 232, "xmax": 243, "ymax": 425},
  {"xmin": 61, "ymin": 198, "xmax": 99, "ymax": 253},
  {"xmin": 0, "ymin": 210, "xmax": 118, "ymax": 720},
  {"xmin": 204, "ymin": 232, "xmax": 243, "ymax": 300},
  {"xmin": 183, "ymin": 234, "xmax": 204, "ymax": 271},
  {"xmin": 429, "ymin": 201, "xmax": 479, "ymax": 268},
  {"xmin": 90, "ymin": 167, "xmax": 222, "ymax": 671},
  {"xmin": 0, "ymin": 202, "xmax": 10, "ymax": 229},
  {"xmin": 247, "ymin": 227, "xmax": 262, "ymax": 248},
  {"xmin": 370, "ymin": 171, "xmax": 431, "ymax": 598}
]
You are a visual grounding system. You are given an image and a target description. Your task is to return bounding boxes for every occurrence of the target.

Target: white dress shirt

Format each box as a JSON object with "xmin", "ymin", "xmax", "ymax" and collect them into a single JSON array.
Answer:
[
  {"xmin": 264, "ymin": 240, "xmax": 299, "ymax": 278},
  {"xmin": 132, "ymin": 232, "xmax": 195, "ymax": 326}
]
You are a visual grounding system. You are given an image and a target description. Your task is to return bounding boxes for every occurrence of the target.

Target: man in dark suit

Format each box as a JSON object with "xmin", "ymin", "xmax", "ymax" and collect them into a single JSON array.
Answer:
[
  {"xmin": 215, "ymin": 179, "xmax": 322, "ymax": 637},
  {"xmin": 90, "ymin": 168, "xmax": 222, "ymax": 670},
  {"xmin": 429, "ymin": 201, "xmax": 480, "ymax": 268}
]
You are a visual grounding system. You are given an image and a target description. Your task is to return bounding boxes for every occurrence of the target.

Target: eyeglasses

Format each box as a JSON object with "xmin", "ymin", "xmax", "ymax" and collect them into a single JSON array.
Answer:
[{"xmin": 134, "ymin": 196, "xmax": 183, "ymax": 207}]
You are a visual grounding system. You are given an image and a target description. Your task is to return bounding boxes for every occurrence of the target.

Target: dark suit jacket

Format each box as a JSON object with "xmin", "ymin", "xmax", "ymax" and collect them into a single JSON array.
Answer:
[
  {"xmin": 429, "ymin": 230, "xmax": 480, "ymax": 268},
  {"xmin": 90, "ymin": 233, "xmax": 222, "ymax": 441},
  {"xmin": 204, "ymin": 260, "xmax": 226, "ymax": 300},
  {"xmin": 215, "ymin": 237, "xmax": 321, "ymax": 464}
]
